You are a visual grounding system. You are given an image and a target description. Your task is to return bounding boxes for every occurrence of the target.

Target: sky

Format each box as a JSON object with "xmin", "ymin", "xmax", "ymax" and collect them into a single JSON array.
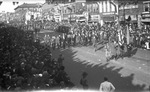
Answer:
[{"xmin": 0, "ymin": 0, "xmax": 45, "ymax": 12}]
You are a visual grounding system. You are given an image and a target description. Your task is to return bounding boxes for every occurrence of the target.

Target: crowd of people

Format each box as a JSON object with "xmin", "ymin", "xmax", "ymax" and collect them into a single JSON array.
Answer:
[
  {"xmin": 0, "ymin": 19, "xmax": 150, "ymax": 91},
  {"xmin": 41, "ymin": 21, "xmax": 150, "ymax": 62},
  {"xmin": 0, "ymin": 23, "xmax": 74, "ymax": 91}
]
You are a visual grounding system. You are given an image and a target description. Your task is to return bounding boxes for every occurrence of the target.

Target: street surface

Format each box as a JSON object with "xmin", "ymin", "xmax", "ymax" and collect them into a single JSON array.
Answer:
[{"xmin": 38, "ymin": 31, "xmax": 150, "ymax": 91}]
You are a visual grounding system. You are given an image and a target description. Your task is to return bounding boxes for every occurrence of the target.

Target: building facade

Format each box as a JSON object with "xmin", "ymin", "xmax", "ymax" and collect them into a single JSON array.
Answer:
[
  {"xmin": 118, "ymin": 0, "xmax": 150, "ymax": 28},
  {"xmin": 86, "ymin": 0, "xmax": 117, "ymax": 25},
  {"xmin": 60, "ymin": 0, "xmax": 86, "ymax": 22},
  {"xmin": 118, "ymin": 0, "xmax": 141, "ymax": 24},
  {"xmin": 42, "ymin": 3, "xmax": 62, "ymax": 22},
  {"xmin": 141, "ymin": 0, "xmax": 150, "ymax": 24},
  {"xmin": 14, "ymin": 3, "xmax": 42, "ymax": 24},
  {"xmin": 42, "ymin": 0, "xmax": 148, "ymax": 27},
  {"xmin": 43, "ymin": 0, "xmax": 117, "ymax": 24}
]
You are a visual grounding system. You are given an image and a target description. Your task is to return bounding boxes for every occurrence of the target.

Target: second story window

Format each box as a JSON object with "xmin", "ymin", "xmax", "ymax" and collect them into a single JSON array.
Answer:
[{"xmin": 144, "ymin": 3, "xmax": 149, "ymax": 12}]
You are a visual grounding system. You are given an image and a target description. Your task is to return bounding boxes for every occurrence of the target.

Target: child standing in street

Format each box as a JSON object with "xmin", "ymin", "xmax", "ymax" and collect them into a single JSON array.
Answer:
[{"xmin": 80, "ymin": 72, "xmax": 88, "ymax": 90}]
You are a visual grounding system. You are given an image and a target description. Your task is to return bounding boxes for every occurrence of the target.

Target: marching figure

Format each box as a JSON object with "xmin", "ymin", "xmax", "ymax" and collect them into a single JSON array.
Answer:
[
  {"xmin": 105, "ymin": 43, "xmax": 111, "ymax": 62},
  {"xmin": 92, "ymin": 35, "xmax": 97, "ymax": 51}
]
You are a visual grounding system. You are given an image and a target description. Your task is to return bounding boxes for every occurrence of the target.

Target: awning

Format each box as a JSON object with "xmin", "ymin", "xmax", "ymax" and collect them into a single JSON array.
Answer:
[
  {"xmin": 89, "ymin": 20, "xmax": 99, "ymax": 22},
  {"xmin": 131, "ymin": 20, "xmax": 137, "ymax": 23},
  {"xmin": 141, "ymin": 19, "xmax": 150, "ymax": 22},
  {"xmin": 103, "ymin": 16, "xmax": 115, "ymax": 22},
  {"xmin": 78, "ymin": 19, "xmax": 86, "ymax": 22}
]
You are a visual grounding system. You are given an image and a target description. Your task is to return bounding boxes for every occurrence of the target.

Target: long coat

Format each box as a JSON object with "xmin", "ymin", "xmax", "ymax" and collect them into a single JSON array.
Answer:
[
  {"xmin": 116, "ymin": 45, "xmax": 121, "ymax": 55},
  {"xmin": 109, "ymin": 42, "xmax": 116, "ymax": 56},
  {"xmin": 124, "ymin": 44, "xmax": 128, "ymax": 53}
]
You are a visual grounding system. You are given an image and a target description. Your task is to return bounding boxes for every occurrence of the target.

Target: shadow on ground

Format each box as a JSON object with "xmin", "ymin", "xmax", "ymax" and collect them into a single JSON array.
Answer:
[{"xmin": 51, "ymin": 48, "xmax": 147, "ymax": 92}]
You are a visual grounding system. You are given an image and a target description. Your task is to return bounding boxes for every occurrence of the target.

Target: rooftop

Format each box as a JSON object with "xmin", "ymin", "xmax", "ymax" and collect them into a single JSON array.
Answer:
[{"xmin": 14, "ymin": 3, "xmax": 42, "ymax": 10}]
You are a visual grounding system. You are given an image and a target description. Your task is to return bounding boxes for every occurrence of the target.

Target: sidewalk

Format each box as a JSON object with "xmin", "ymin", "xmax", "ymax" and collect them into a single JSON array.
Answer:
[{"xmin": 58, "ymin": 47, "xmax": 150, "ymax": 91}]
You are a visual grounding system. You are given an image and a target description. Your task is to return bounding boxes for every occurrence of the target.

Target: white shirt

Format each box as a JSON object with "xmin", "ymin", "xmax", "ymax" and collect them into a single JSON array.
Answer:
[{"xmin": 99, "ymin": 81, "xmax": 115, "ymax": 92}]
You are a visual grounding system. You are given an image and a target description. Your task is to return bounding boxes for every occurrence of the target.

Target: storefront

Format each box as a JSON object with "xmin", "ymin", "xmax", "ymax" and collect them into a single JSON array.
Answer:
[
  {"xmin": 100, "ymin": 12, "xmax": 115, "ymax": 24},
  {"xmin": 90, "ymin": 14, "xmax": 100, "ymax": 23},
  {"xmin": 102, "ymin": 14, "xmax": 115, "ymax": 23},
  {"xmin": 141, "ymin": 13, "xmax": 150, "ymax": 24}
]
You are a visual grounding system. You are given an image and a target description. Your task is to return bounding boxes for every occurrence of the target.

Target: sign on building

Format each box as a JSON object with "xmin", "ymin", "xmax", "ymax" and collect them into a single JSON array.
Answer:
[{"xmin": 91, "ymin": 15, "xmax": 100, "ymax": 22}]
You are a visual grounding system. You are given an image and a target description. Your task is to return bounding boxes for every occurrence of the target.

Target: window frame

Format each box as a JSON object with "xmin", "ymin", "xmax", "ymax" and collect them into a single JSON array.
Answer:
[{"xmin": 143, "ymin": 2, "xmax": 150, "ymax": 12}]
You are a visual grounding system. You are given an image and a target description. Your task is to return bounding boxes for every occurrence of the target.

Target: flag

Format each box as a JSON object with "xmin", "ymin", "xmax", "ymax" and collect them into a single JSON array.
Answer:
[
  {"xmin": 118, "ymin": 29, "xmax": 121, "ymax": 44},
  {"xmin": 126, "ymin": 25, "xmax": 130, "ymax": 45}
]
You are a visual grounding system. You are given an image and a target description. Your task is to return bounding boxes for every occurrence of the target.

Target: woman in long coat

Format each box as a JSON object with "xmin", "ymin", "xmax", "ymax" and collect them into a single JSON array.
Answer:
[
  {"xmin": 76, "ymin": 33, "xmax": 80, "ymax": 46},
  {"xmin": 92, "ymin": 35, "xmax": 97, "ymax": 51},
  {"xmin": 123, "ymin": 43, "xmax": 128, "ymax": 57},
  {"xmin": 108, "ymin": 41, "xmax": 116, "ymax": 60}
]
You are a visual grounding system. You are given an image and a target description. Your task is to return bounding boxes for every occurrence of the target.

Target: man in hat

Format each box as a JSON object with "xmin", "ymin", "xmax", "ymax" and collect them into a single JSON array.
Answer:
[{"xmin": 80, "ymin": 72, "xmax": 88, "ymax": 89}]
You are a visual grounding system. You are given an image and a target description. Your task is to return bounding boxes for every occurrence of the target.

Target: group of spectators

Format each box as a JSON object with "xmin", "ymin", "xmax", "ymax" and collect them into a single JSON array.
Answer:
[{"xmin": 0, "ymin": 23, "xmax": 74, "ymax": 91}]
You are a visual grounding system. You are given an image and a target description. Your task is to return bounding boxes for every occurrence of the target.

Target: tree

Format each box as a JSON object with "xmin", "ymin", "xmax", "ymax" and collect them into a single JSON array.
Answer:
[{"xmin": 0, "ymin": 1, "xmax": 2, "ymax": 5}]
